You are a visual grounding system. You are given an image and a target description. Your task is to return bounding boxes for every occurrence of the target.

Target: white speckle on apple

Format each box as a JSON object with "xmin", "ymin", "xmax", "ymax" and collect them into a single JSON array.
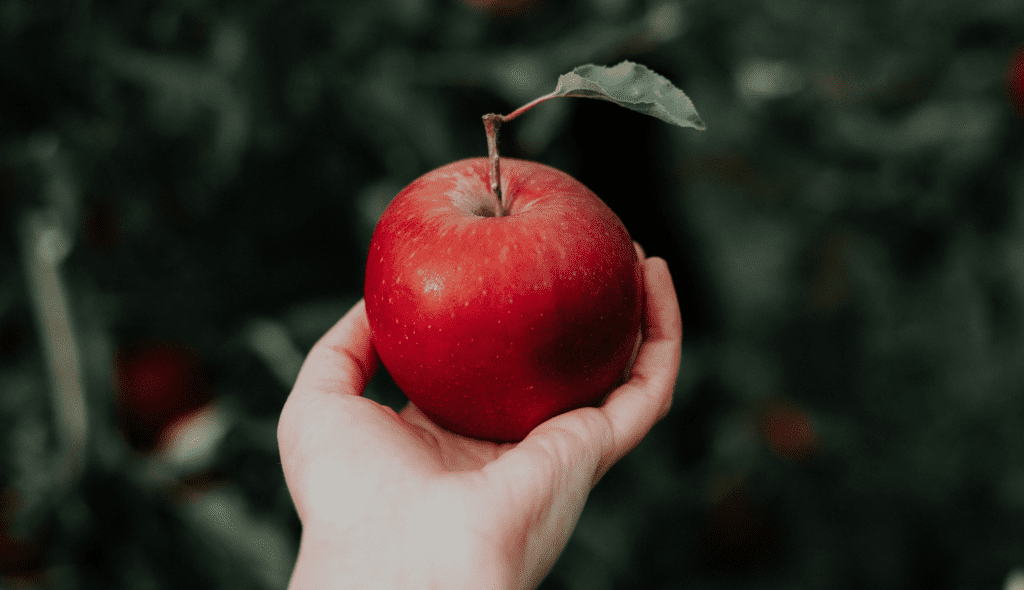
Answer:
[
  {"xmin": 464, "ymin": 302, "xmax": 469, "ymax": 307},
  {"xmin": 483, "ymin": 290, "xmax": 488, "ymax": 295},
  {"xmin": 423, "ymin": 278, "xmax": 442, "ymax": 295}
]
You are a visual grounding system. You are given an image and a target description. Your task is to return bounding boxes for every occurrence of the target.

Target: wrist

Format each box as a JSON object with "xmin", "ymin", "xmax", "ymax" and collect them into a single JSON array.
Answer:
[{"xmin": 288, "ymin": 524, "xmax": 515, "ymax": 590}]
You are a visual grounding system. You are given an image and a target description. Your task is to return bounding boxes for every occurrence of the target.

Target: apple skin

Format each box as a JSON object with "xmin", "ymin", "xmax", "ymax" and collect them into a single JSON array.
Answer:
[{"xmin": 365, "ymin": 157, "xmax": 643, "ymax": 442}]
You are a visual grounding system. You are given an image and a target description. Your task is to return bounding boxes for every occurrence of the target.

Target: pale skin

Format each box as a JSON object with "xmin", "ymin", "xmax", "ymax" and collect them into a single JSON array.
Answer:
[{"xmin": 278, "ymin": 243, "xmax": 683, "ymax": 589}]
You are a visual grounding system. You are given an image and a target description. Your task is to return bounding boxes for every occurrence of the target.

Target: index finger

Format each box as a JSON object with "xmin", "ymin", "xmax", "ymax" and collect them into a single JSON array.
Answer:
[{"xmin": 291, "ymin": 298, "xmax": 380, "ymax": 397}]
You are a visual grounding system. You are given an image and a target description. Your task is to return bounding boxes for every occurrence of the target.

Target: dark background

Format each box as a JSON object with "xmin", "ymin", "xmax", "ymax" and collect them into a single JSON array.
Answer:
[{"xmin": 2, "ymin": 0, "xmax": 1024, "ymax": 588}]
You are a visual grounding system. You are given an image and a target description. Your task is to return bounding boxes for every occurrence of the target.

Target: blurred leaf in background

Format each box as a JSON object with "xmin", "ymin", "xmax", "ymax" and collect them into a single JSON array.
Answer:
[{"xmin": 2, "ymin": 0, "xmax": 1024, "ymax": 588}]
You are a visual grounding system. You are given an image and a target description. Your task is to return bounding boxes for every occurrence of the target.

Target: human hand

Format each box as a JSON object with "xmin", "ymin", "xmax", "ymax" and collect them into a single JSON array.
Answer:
[{"xmin": 277, "ymin": 243, "xmax": 682, "ymax": 590}]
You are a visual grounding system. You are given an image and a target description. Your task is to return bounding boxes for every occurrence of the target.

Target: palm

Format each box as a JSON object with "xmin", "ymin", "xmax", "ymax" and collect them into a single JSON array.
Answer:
[
  {"xmin": 396, "ymin": 402, "xmax": 518, "ymax": 471},
  {"xmin": 279, "ymin": 251, "xmax": 681, "ymax": 589},
  {"xmin": 281, "ymin": 381, "xmax": 522, "ymax": 523}
]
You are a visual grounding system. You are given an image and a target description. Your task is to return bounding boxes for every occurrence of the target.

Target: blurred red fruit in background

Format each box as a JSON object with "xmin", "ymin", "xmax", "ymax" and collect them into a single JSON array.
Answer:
[
  {"xmin": 0, "ymin": 489, "xmax": 51, "ymax": 585},
  {"xmin": 462, "ymin": 0, "xmax": 539, "ymax": 17},
  {"xmin": 0, "ymin": 316, "xmax": 28, "ymax": 358},
  {"xmin": 702, "ymin": 485, "xmax": 781, "ymax": 572},
  {"xmin": 115, "ymin": 341, "xmax": 214, "ymax": 452},
  {"xmin": 761, "ymin": 402, "xmax": 818, "ymax": 461},
  {"xmin": 1008, "ymin": 45, "xmax": 1024, "ymax": 119},
  {"xmin": 82, "ymin": 201, "xmax": 120, "ymax": 251},
  {"xmin": 0, "ymin": 525, "xmax": 50, "ymax": 585}
]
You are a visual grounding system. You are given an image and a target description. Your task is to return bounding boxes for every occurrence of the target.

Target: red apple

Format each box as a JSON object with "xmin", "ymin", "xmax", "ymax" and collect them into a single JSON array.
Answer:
[
  {"xmin": 0, "ymin": 526, "xmax": 49, "ymax": 586},
  {"xmin": 760, "ymin": 402, "xmax": 818, "ymax": 461},
  {"xmin": 463, "ymin": 0, "xmax": 540, "ymax": 17},
  {"xmin": 114, "ymin": 341, "xmax": 214, "ymax": 452},
  {"xmin": 365, "ymin": 157, "xmax": 643, "ymax": 442},
  {"xmin": 1008, "ymin": 45, "xmax": 1024, "ymax": 119},
  {"xmin": 82, "ymin": 200, "xmax": 120, "ymax": 251},
  {"xmin": 0, "ymin": 489, "xmax": 51, "ymax": 584},
  {"xmin": 702, "ymin": 485, "xmax": 780, "ymax": 571}
]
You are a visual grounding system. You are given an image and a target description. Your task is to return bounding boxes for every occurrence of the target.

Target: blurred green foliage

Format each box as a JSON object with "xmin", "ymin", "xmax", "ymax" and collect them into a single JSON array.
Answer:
[{"xmin": 2, "ymin": 0, "xmax": 1024, "ymax": 588}]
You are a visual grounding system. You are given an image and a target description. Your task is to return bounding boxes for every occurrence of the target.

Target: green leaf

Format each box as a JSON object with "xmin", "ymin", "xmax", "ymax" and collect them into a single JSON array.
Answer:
[{"xmin": 552, "ymin": 60, "xmax": 706, "ymax": 130}]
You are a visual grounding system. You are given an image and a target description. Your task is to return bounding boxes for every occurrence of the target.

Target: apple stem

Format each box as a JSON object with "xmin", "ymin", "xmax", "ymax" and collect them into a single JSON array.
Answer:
[
  {"xmin": 482, "ymin": 113, "xmax": 506, "ymax": 215},
  {"xmin": 502, "ymin": 91, "xmax": 559, "ymax": 123},
  {"xmin": 481, "ymin": 92, "xmax": 561, "ymax": 216}
]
